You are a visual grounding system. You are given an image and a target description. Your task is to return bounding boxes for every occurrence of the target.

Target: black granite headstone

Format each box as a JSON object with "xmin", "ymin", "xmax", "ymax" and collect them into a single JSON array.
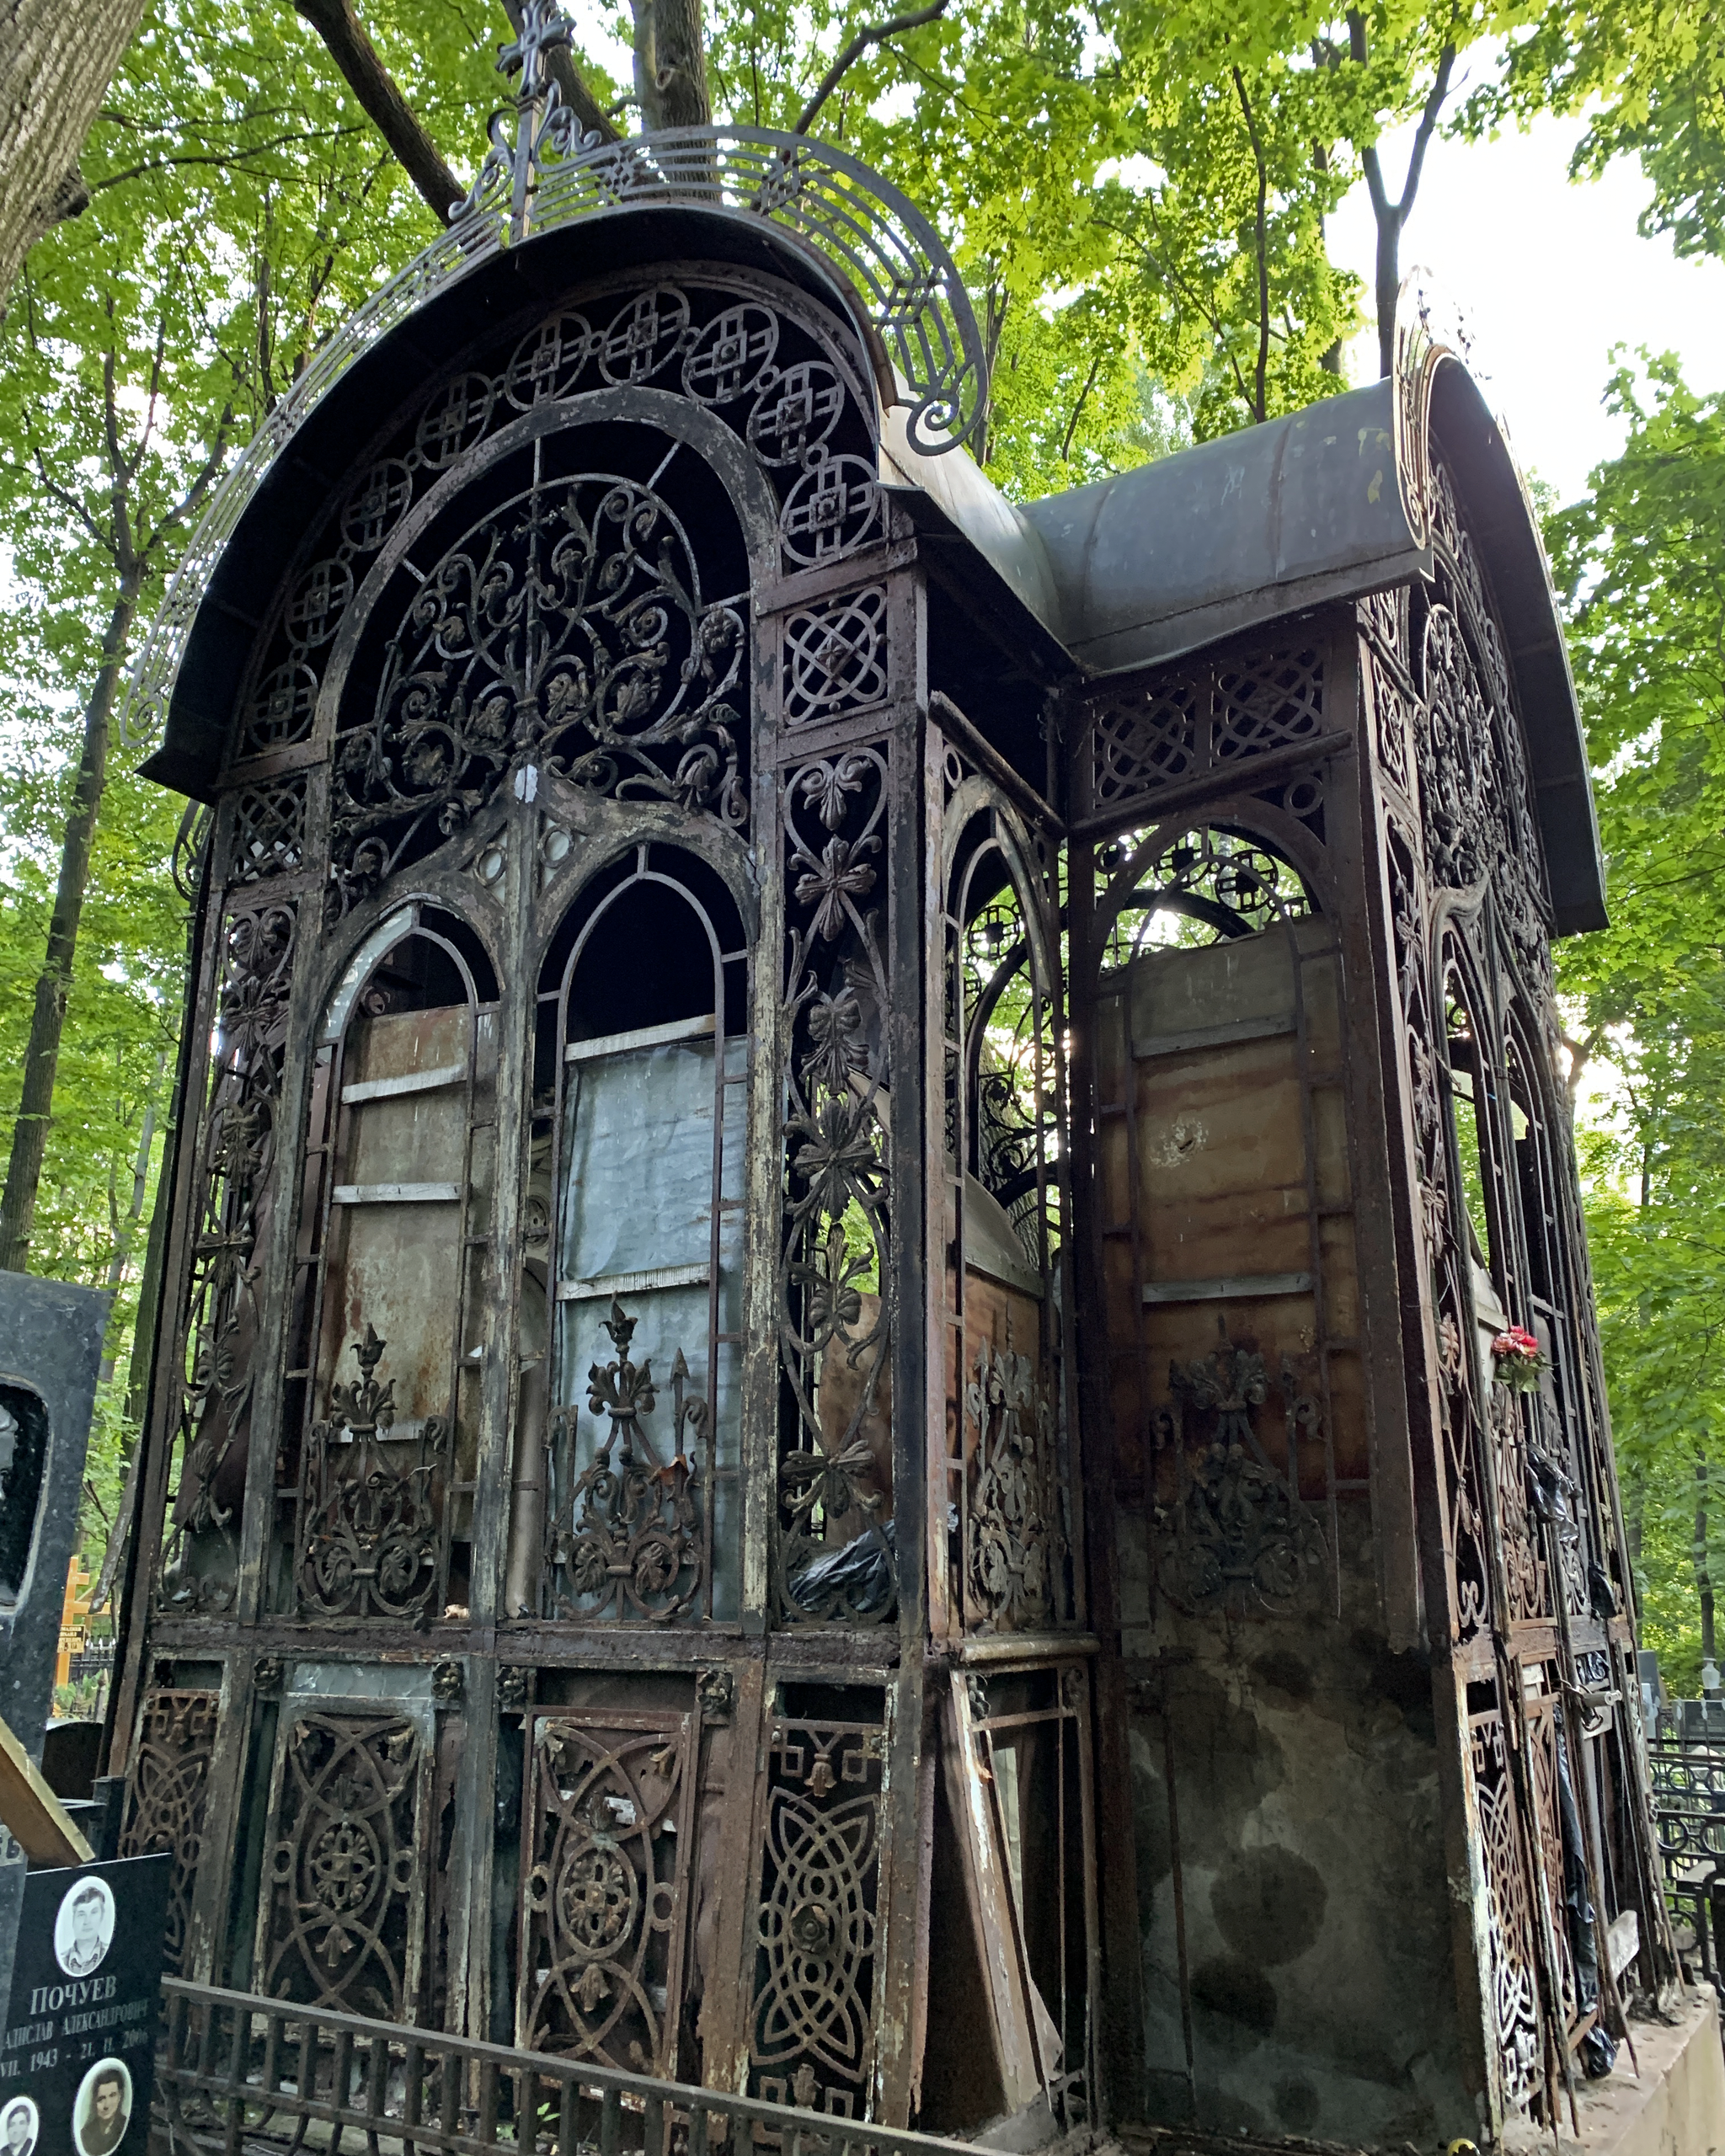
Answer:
[{"xmin": 0, "ymin": 1856, "xmax": 169, "ymax": 2156}]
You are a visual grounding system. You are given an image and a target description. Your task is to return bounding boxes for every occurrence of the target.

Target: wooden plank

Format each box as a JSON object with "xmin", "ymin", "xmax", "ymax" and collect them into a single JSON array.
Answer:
[
  {"xmin": 329, "ymin": 1182, "xmax": 460, "ymax": 1204},
  {"xmin": 340, "ymin": 1061, "xmax": 467, "ymax": 1105},
  {"xmin": 565, "ymin": 1013, "xmax": 715, "ymax": 1063},
  {"xmin": 555, "ymin": 1262, "xmax": 711, "ymax": 1304},
  {"xmin": 0, "ymin": 1711, "xmax": 94, "ymax": 1864},
  {"xmin": 1141, "ymin": 1271, "xmax": 1313, "ymax": 1305}
]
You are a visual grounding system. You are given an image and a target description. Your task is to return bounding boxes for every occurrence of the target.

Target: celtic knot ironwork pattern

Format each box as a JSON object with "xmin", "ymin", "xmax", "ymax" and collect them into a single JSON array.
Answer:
[
  {"xmin": 1214, "ymin": 645, "xmax": 1324, "ymax": 760},
  {"xmin": 782, "ymin": 586, "xmax": 889, "ymax": 726},
  {"xmin": 329, "ymin": 466, "xmax": 747, "ymax": 916},
  {"xmin": 543, "ymin": 1299, "xmax": 710, "ymax": 1623},
  {"xmin": 964, "ymin": 1342, "xmax": 1063, "ymax": 1631},
  {"xmin": 1080, "ymin": 644, "xmax": 1329, "ymax": 826},
  {"xmin": 158, "ymin": 897, "xmax": 296, "ymax": 1617},
  {"xmin": 750, "ymin": 1720, "xmax": 885, "ymax": 2116},
  {"xmin": 229, "ymin": 777, "xmax": 307, "ymax": 885},
  {"xmin": 1148, "ymin": 1330, "xmax": 1327, "ymax": 1618},
  {"xmin": 521, "ymin": 1715, "xmax": 694, "ymax": 2072},
  {"xmin": 120, "ymin": 1689, "xmax": 219, "ymax": 1972},
  {"xmin": 1470, "ymin": 1705, "xmax": 1542, "ymax": 2109},
  {"xmin": 263, "ymin": 1712, "xmax": 423, "ymax": 2020},
  {"xmin": 775, "ymin": 750, "xmax": 895, "ymax": 1625},
  {"xmin": 297, "ymin": 1326, "xmax": 452, "ymax": 1625}
]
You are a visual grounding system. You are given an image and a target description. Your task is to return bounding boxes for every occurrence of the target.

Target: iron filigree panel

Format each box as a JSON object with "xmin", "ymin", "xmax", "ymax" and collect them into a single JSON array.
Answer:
[
  {"xmin": 1149, "ymin": 1332, "xmax": 1327, "ymax": 1620},
  {"xmin": 158, "ymin": 897, "xmax": 297, "ymax": 1615},
  {"xmin": 964, "ymin": 1342, "xmax": 1063, "ymax": 1632},
  {"xmin": 519, "ymin": 1710, "xmax": 698, "ymax": 2072},
  {"xmin": 120, "ymin": 1689, "xmax": 219, "ymax": 1973},
  {"xmin": 750, "ymin": 1717, "xmax": 887, "ymax": 2117},
  {"xmin": 773, "ymin": 750, "xmax": 895, "ymax": 1625},
  {"xmin": 1470, "ymin": 1700, "xmax": 1543, "ymax": 2111},
  {"xmin": 260, "ymin": 1709, "xmax": 428, "ymax": 2021},
  {"xmin": 543, "ymin": 1299, "xmax": 710, "ymax": 1623},
  {"xmin": 296, "ymin": 1326, "xmax": 453, "ymax": 1624}
]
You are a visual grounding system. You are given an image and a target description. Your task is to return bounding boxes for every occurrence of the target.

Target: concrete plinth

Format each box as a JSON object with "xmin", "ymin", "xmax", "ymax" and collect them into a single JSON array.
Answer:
[{"xmin": 1504, "ymin": 1987, "xmax": 1725, "ymax": 2156}]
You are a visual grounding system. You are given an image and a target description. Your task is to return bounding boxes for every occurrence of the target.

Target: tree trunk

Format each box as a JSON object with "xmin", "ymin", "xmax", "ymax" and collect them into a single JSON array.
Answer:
[
  {"xmin": 633, "ymin": 0, "xmax": 710, "ymax": 131},
  {"xmin": 1373, "ymin": 199, "xmax": 1402, "ymax": 381},
  {"xmin": 0, "ymin": 578, "xmax": 139, "ymax": 1270},
  {"xmin": 0, "ymin": 0, "xmax": 147, "ymax": 303}
]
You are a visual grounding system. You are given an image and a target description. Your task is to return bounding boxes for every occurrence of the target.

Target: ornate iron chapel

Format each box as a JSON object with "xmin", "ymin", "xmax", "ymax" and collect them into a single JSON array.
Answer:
[{"xmin": 108, "ymin": 26, "xmax": 1670, "ymax": 2150}]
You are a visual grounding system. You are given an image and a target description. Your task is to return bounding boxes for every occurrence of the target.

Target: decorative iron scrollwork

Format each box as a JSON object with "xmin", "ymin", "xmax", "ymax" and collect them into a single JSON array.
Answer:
[
  {"xmin": 297, "ymin": 1326, "xmax": 451, "ymax": 1625},
  {"xmin": 521, "ymin": 1715, "xmax": 694, "ymax": 2072},
  {"xmin": 158, "ymin": 898, "xmax": 297, "ymax": 1616},
  {"xmin": 750, "ymin": 1719, "xmax": 885, "ymax": 2116},
  {"xmin": 1150, "ymin": 1330, "xmax": 1327, "ymax": 1618},
  {"xmin": 262, "ymin": 1712, "xmax": 424, "ymax": 2021},
  {"xmin": 1470, "ymin": 1702, "xmax": 1542, "ymax": 2108},
  {"xmin": 774, "ymin": 750, "xmax": 895, "ymax": 1625},
  {"xmin": 544, "ymin": 1299, "xmax": 710, "ymax": 1623},
  {"xmin": 120, "ymin": 1689, "xmax": 219, "ymax": 1973}
]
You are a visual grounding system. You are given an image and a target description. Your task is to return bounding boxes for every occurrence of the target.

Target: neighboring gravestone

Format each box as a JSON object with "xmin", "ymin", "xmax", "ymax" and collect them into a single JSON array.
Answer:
[
  {"xmin": 0, "ymin": 1274, "xmax": 112, "ymax": 2068},
  {"xmin": 0, "ymin": 1854, "xmax": 169, "ymax": 2156}
]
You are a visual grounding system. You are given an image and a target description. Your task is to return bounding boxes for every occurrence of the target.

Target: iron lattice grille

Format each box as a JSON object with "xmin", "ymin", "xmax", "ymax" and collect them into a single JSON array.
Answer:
[
  {"xmin": 749, "ymin": 1717, "xmax": 888, "ymax": 2118},
  {"xmin": 1470, "ymin": 1701, "xmax": 1543, "ymax": 2111},
  {"xmin": 259, "ymin": 1708, "xmax": 431, "ymax": 2023},
  {"xmin": 119, "ymin": 1689, "xmax": 219, "ymax": 1973},
  {"xmin": 120, "ymin": 125, "xmax": 987, "ymax": 756},
  {"xmin": 520, "ymin": 1710, "xmax": 700, "ymax": 2073},
  {"xmin": 1081, "ymin": 643, "xmax": 1328, "ymax": 833}
]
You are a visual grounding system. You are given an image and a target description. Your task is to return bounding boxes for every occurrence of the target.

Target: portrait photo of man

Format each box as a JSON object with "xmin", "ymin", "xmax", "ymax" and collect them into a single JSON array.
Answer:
[
  {"xmin": 72, "ymin": 2064, "xmax": 131, "ymax": 2156},
  {"xmin": 3, "ymin": 2096, "xmax": 37, "ymax": 2156},
  {"xmin": 53, "ymin": 1878, "xmax": 115, "ymax": 1978}
]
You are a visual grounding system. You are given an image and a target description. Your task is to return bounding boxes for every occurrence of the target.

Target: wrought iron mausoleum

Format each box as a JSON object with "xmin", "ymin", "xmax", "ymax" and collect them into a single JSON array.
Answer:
[{"xmin": 109, "ymin": 35, "xmax": 1669, "ymax": 2152}]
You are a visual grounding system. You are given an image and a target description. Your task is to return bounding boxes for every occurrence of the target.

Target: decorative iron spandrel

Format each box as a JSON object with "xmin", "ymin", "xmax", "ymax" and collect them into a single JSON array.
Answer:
[
  {"xmin": 544, "ymin": 1299, "xmax": 710, "ymax": 1623},
  {"xmin": 120, "ymin": 1689, "xmax": 219, "ymax": 1973},
  {"xmin": 121, "ymin": 95, "xmax": 980, "ymax": 754},
  {"xmin": 520, "ymin": 1710, "xmax": 697, "ymax": 2073},
  {"xmin": 261, "ymin": 1710, "xmax": 427, "ymax": 2021},
  {"xmin": 297, "ymin": 1326, "xmax": 452, "ymax": 1625},
  {"xmin": 750, "ymin": 1718, "xmax": 887, "ymax": 2118}
]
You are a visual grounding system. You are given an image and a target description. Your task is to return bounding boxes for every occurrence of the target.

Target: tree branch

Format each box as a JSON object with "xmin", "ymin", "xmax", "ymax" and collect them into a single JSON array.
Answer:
[
  {"xmin": 1397, "ymin": 40, "xmax": 1456, "ymax": 219},
  {"xmin": 1231, "ymin": 65, "xmax": 1271, "ymax": 424},
  {"xmin": 293, "ymin": 0, "xmax": 466, "ymax": 220},
  {"xmin": 793, "ymin": 0, "xmax": 952, "ymax": 136},
  {"xmin": 1060, "ymin": 350, "xmax": 1105, "ymax": 462}
]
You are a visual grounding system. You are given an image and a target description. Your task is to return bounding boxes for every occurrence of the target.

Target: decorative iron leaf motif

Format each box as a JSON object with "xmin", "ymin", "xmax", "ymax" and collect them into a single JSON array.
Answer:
[
  {"xmin": 120, "ymin": 1689, "xmax": 219, "ymax": 1973},
  {"xmin": 775, "ymin": 751, "xmax": 895, "ymax": 1625},
  {"xmin": 544, "ymin": 1299, "xmax": 710, "ymax": 1623},
  {"xmin": 1149, "ymin": 1331, "xmax": 1327, "ymax": 1619},
  {"xmin": 263, "ymin": 1713, "xmax": 424, "ymax": 2022},
  {"xmin": 750, "ymin": 1720, "xmax": 884, "ymax": 2117},
  {"xmin": 297, "ymin": 1328, "xmax": 452, "ymax": 1625},
  {"xmin": 521, "ymin": 1715, "xmax": 694, "ymax": 2073}
]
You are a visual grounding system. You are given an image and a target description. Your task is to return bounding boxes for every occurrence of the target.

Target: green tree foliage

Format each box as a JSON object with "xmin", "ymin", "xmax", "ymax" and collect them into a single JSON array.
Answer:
[
  {"xmin": 1482, "ymin": 0, "xmax": 1725, "ymax": 262},
  {"xmin": 1548, "ymin": 358, "xmax": 1725, "ymax": 1687}
]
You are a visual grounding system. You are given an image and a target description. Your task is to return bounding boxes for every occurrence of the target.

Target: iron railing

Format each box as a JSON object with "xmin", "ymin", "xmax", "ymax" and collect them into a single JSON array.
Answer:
[
  {"xmin": 158, "ymin": 1980, "xmax": 983, "ymax": 2156},
  {"xmin": 1647, "ymin": 1737, "xmax": 1725, "ymax": 1983}
]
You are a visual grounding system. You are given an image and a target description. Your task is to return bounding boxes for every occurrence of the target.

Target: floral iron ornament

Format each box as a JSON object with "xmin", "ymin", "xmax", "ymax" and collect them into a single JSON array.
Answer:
[
  {"xmin": 298, "ymin": 1326, "xmax": 451, "ymax": 1625},
  {"xmin": 1151, "ymin": 1326, "xmax": 1327, "ymax": 1619},
  {"xmin": 545, "ymin": 1298, "xmax": 711, "ymax": 1623}
]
